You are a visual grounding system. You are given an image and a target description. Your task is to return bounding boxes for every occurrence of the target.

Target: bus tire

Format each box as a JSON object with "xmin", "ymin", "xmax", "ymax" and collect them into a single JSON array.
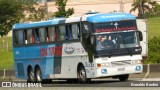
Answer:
[
  {"xmin": 118, "ymin": 74, "xmax": 129, "ymax": 82},
  {"xmin": 27, "ymin": 67, "xmax": 35, "ymax": 82},
  {"xmin": 35, "ymin": 67, "xmax": 42, "ymax": 83},
  {"xmin": 77, "ymin": 65, "xmax": 87, "ymax": 83}
]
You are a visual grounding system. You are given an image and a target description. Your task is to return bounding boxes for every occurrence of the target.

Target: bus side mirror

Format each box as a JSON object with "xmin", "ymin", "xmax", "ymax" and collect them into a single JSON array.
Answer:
[{"xmin": 138, "ymin": 31, "xmax": 143, "ymax": 41}]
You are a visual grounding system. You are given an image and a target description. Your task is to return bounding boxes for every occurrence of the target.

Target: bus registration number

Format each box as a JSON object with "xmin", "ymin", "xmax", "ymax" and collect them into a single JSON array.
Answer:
[{"xmin": 117, "ymin": 67, "xmax": 125, "ymax": 71}]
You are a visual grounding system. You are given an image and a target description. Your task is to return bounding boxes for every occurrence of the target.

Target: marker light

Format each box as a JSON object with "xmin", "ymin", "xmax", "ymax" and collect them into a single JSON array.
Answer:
[
  {"xmin": 135, "ymin": 66, "xmax": 141, "ymax": 71},
  {"xmin": 132, "ymin": 60, "xmax": 141, "ymax": 64}
]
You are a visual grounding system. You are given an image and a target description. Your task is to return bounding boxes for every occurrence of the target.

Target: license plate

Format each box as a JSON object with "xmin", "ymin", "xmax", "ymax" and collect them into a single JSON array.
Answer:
[{"xmin": 118, "ymin": 67, "xmax": 125, "ymax": 71}]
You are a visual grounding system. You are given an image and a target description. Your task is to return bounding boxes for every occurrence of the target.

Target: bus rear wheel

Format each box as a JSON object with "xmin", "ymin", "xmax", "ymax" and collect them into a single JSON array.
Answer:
[
  {"xmin": 27, "ymin": 68, "xmax": 35, "ymax": 82},
  {"xmin": 35, "ymin": 67, "xmax": 42, "ymax": 83},
  {"xmin": 77, "ymin": 65, "xmax": 87, "ymax": 83},
  {"xmin": 118, "ymin": 74, "xmax": 129, "ymax": 82}
]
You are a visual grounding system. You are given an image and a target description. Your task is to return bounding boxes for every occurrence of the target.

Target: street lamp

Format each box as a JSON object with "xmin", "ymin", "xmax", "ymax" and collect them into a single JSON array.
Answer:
[{"xmin": 119, "ymin": 0, "xmax": 124, "ymax": 12}]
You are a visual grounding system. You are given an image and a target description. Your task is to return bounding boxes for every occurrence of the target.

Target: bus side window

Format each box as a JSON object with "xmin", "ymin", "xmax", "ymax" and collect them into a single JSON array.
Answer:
[
  {"xmin": 14, "ymin": 30, "xmax": 24, "ymax": 45},
  {"xmin": 35, "ymin": 28, "xmax": 39, "ymax": 43},
  {"xmin": 71, "ymin": 24, "xmax": 79, "ymax": 40},
  {"xmin": 38, "ymin": 28, "xmax": 46, "ymax": 43},
  {"xmin": 66, "ymin": 25, "xmax": 72, "ymax": 40},
  {"xmin": 24, "ymin": 30, "xmax": 28, "ymax": 44},
  {"xmin": 48, "ymin": 26, "xmax": 56, "ymax": 42},
  {"xmin": 14, "ymin": 31, "xmax": 18, "ymax": 45},
  {"xmin": 58, "ymin": 25, "xmax": 66, "ymax": 41},
  {"xmin": 31, "ymin": 29, "xmax": 35, "ymax": 43},
  {"xmin": 27, "ymin": 29, "xmax": 33, "ymax": 44},
  {"xmin": 46, "ymin": 27, "xmax": 49, "ymax": 42}
]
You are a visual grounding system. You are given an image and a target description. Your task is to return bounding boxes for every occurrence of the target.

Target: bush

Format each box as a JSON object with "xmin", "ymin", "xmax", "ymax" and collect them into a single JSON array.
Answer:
[{"xmin": 144, "ymin": 36, "xmax": 160, "ymax": 64}]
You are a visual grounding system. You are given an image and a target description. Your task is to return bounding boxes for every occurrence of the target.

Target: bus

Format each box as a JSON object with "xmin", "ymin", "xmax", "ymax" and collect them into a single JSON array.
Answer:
[{"xmin": 12, "ymin": 12, "xmax": 143, "ymax": 83}]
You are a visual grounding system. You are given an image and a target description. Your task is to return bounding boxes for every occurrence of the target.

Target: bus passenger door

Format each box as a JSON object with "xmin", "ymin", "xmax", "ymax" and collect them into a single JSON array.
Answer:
[{"xmin": 53, "ymin": 44, "xmax": 62, "ymax": 74}]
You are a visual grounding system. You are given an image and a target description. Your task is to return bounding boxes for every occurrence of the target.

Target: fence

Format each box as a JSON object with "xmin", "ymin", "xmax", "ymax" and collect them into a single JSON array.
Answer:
[{"xmin": 0, "ymin": 38, "xmax": 11, "ymax": 52}]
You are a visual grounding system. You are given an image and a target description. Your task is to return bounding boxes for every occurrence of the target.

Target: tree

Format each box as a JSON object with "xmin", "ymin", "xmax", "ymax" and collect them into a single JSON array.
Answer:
[
  {"xmin": 130, "ymin": 0, "xmax": 150, "ymax": 18},
  {"xmin": 52, "ymin": 0, "xmax": 74, "ymax": 18},
  {"xmin": 146, "ymin": 1, "xmax": 160, "ymax": 17},
  {"xmin": 145, "ymin": 36, "xmax": 160, "ymax": 63},
  {"xmin": 26, "ymin": 5, "xmax": 47, "ymax": 21},
  {"xmin": 130, "ymin": 0, "xmax": 159, "ymax": 18},
  {"xmin": 0, "ymin": 0, "xmax": 24, "ymax": 37},
  {"xmin": 0, "ymin": 0, "xmax": 46, "ymax": 37}
]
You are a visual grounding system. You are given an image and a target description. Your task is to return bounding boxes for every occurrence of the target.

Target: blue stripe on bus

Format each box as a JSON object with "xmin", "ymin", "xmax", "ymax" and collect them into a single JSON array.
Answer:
[
  {"xmin": 86, "ymin": 13, "xmax": 136, "ymax": 23},
  {"xmin": 13, "ymin": 45, "xmax": 54, "ymax": 79},
  {"xmin": 13, "ymin": 19, "xmax": 65, "ymax": 29}
]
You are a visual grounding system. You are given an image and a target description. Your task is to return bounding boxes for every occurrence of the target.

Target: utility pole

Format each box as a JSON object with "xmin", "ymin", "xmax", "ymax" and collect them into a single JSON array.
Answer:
[
  {"xmin": 120, "ymin": 0, "xmax": 124, "ymax": 12},
  {"xmin": 43, "ymin": 0, "xmax": 49, "ymax": 19},
  {"xmin": 45, "ymin": 2, "xmax": 49, "ymax": 19}
]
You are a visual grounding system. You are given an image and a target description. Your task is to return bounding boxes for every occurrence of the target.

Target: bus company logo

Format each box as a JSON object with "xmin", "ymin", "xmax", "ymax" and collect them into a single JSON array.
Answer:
[
  {"xmin": 64, "ymin": 44, "xmax": 75, "ymax": 54},
  {"xmin": 40, "ymin": 46, "xmax": 62, "ymax": 57},
  {"xmin": 114, "ymin": 22, "xmax": 118, "ymax": 29}
]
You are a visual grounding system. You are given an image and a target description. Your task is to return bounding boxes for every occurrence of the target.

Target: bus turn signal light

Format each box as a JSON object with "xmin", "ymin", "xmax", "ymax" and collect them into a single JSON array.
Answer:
[{"xmin": 97, "ymin": 64, "xmax": 101, "ymax": 67}]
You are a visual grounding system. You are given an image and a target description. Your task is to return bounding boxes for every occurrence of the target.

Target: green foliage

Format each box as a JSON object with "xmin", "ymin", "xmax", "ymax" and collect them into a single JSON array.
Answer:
[
  {"xmin": 144, "ymin": 18, "xmax": 160, "ymax": 64},
  {"xmin": 144, "ymin": 4, "xmax": 160, "ymax": 18},
  {"xmin": 130, "ymin": 0, "xmax": 159, "ymax": 18},
  {"xmin": 144, "ymin": 36, "xmax": 160, "ymax": 64},
  {"xmin": 0, "ymin": 0, "xmax": 46, "ymax": 37},
  {"xmin": 0, "ymin": 0, "xmax": 24, "ymax": 37},
  {"xmin": 52, "ymin": 0, "xmax": 74, "ymax": 18},
  {"xmin": 0, "ymin": 37, "xmax": 13, "ymax": 69},
  {"xmin": 27, "ymin": 5, "xmax": 47, "ymax": 21},
  {"xmin": 130, "ymin": 0, "xmax": 149, "ymax": 18},
  {"xmin": 148, "ymin": 18, "xmax": 160, "ymax": 39}
]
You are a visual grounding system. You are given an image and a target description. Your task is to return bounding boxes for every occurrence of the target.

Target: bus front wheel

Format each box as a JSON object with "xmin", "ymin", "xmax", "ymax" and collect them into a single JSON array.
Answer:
[
  {"xmin": 35, "ymin": 67, "xmax": 42, "ymax": 82},
  {"xmin": 77, "ymin": 65, "xmax": 87, "ymax": 83},
  {"xmin": 118, "ymin": 74, "xmax": 129, "ymax": 82}
]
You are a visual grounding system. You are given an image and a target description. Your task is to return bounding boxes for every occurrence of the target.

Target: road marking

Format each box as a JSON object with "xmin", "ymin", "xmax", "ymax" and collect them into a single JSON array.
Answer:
[
  {"xmin": 141, "ymin": 78, "xmax": 160, "ymax": 81},
  {"xmin": 143, "ymin": 64, "xmax": 150, "ymax": 78}
]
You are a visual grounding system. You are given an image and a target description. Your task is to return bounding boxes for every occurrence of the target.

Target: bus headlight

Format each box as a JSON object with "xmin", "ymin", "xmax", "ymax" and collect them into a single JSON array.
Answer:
[{"xmin": 132, "ymin": 60, "xmax": 141, "ymax": 64}]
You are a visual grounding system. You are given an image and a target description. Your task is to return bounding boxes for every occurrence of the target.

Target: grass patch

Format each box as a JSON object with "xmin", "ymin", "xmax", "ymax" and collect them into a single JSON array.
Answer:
[
  {"xmin": 0, "ymin": 37, "xmax": 14, "ymax": 69},
  {"xmin": 0, "ymin": 76, "xmax": 15, "ymax": 81},
  {"xmin": 148, "ymin": 18, "xmax": 160, "ymax": 40},
  {"xmin": 144, "ymin": 17, "xmax": 160, "ymax": 64}
]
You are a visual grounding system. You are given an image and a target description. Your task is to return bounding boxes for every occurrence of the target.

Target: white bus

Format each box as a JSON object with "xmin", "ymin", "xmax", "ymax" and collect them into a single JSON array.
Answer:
[{"xmin": 12, "ymin": 12, "xmax": 143, "ymax": 83}]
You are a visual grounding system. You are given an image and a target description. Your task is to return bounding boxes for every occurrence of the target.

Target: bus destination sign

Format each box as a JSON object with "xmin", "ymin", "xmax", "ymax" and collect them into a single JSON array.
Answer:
[{"xmin": 95, "ymin": 20, "xmax": 137, "ymax": 33}]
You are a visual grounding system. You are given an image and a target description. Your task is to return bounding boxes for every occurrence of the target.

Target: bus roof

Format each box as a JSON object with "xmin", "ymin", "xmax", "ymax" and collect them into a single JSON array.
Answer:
[
  {"xmin": 13, "ymin": 18, "xmax": 66, "ymax": 30},
  {"xmin": 85, "ymin": 13, "xmax": 136, "ymax": 23},
  {"xmin": 13, "ymin": 13, "xmax": 136, "ymax": 30}
]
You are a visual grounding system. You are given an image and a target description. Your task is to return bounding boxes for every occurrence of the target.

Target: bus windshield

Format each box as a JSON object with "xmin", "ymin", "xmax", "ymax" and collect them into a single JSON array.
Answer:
[{"xmin": 95, "ymin": 31, "xmax": 140, "ymax": 51}]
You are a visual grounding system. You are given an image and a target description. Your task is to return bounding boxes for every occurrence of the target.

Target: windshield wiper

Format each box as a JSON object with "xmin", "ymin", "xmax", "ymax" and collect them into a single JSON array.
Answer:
[
  {"xmin": 122, "ymin": 38, "xmax": 132, "ymax": 56},
  {"xmin": 108, "ymin": 45, "xmax": 116, "ymax": 58}
]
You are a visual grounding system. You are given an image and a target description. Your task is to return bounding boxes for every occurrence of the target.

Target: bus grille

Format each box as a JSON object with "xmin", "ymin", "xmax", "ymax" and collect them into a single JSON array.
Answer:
[{"xmin": 111, "ymin": 60, "xmax": 131, "ymax": 66}]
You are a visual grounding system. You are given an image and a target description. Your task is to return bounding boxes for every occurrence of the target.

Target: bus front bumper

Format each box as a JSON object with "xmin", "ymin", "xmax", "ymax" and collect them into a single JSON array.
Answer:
[{"xmin": 95, "ymin": 64, "xmax": 143, "ymax": 78}]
